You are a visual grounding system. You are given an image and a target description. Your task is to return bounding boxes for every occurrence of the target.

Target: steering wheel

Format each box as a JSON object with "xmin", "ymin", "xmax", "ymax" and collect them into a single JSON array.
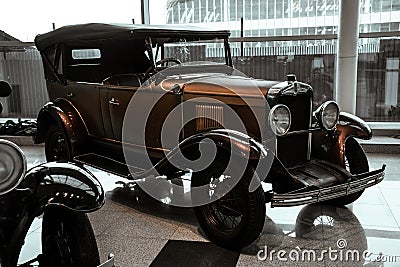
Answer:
[{"xmin": 143, "ymin": 58, "xmax": 181, "ymax": 80}]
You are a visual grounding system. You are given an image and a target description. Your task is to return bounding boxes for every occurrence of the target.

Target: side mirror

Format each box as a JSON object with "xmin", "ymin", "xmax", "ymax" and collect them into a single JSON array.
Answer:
[
  {"xmin": 0, "ymin": 140, "xmax": 27, "ymax": 195},
  {"xmin": 0, "ymin": 81, "xmax": 12, "ymax": 97}
]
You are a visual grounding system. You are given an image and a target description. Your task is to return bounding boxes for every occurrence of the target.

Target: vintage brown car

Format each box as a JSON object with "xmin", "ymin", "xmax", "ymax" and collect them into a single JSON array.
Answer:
[{"xmin": 34, "ymin": 23, "xmax": 385, "ymax": 249}]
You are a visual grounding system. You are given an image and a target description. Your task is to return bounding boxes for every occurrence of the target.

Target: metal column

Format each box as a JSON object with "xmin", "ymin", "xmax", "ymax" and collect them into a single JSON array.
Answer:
[
  {"xmin": 334, "ymin": 0, "xmax": 360, "ymax": 114},
  {"xmin": 141, "ymin": 0, "xmax": 150, "ymax": 24}
]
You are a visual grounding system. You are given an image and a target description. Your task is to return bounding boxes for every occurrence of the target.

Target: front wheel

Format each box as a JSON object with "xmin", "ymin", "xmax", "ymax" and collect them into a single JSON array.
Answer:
[
  {"xmin": 41, "ymin": 207, "xmax": 100, "ymax": 267},
  {"xmin": 191, "ymin": 158, "xmax": 266, "ymax": 249},
  {"xmin": 325, "ymin": 137, "xmax": 369, "ymax": 206},
  {"xmin": 45, "ymin": 124, "xmax": 72, "ymax": 162}
]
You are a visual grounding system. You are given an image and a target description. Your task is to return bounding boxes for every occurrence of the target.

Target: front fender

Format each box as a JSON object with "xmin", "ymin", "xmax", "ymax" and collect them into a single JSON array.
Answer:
[
  {"xmin": 337, "ymin": 112, "xmax": 372, "ymax": 140},
  {"xmin": 23, "ymin": 162, "xmax": 104, "ymax": 212},
  {"xmin": 134, "ymin": 129, "xmax": 273, "ymax": 184},
  {"xmin": 312, "ymin": 112, "xmax": 371, "ymax": 166},
  {"xmin": 34, "ymin": 100, "xmax": 87, "ymax": 144},
  {"xmin": 181, "ymin": 129, "xmax": 269, "ymax": 160}
]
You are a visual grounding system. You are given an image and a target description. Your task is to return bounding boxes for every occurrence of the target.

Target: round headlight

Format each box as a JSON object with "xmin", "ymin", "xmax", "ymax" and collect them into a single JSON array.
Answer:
[
  {"xmin": 317, "ymin": 101, "xmax": 339, "ymax": 130},
  {"xmin": 269, "ymin": 104, "xmax": 291, "ymax": 136},
  {"xmin": 0, "ymin": 140, "xmax": 26, "ymax": 195}
]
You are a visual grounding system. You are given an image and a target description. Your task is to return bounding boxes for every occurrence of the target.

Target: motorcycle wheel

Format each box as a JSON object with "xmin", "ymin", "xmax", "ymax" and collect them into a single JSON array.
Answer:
[
  {"xmin": 191, "ymin": 157, "xmax": 265, "ymax": 250},
  {"xmin": 45, "ymin": 124, "xmax": 72, "ymax": 162},
  {"xmin": 41, "ymin": 207, "xmax": 100, "ymax": 267},
  {"xmin": 325, "ymin": 137, "xmax": 369, "ymax": 206}
]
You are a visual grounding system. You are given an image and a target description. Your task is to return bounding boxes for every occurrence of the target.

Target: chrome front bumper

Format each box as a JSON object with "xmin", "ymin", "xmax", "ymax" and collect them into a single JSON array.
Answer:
[{"xmin": 271, "ymin": 165, "xmax": 386, "ymax": 207}]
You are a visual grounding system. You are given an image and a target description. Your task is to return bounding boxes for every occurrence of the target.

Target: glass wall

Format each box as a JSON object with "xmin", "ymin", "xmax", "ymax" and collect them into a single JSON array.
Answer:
[
  {"xmin": 0, "ymin": 0, "xmax": 399, "ymax": 123},
  {"xmin": 165, "ymin": 0, "xmax": 399, "ymax": 36},
  {"xmin": 158, "ymin": 0, "xmax": 400, "ymax": 122}
]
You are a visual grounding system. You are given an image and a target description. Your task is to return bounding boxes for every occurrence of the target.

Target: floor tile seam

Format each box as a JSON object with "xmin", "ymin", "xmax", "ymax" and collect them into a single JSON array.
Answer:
[
  {"xmin": 98, "ymin": 208, "xmax": 180, "ymax": 227},
  {"xmin": 378, "ymin": 186, "xmax": 400, "ymax": 229},
  {"xmin": 387, "ymin": 206, "xmax": 400, "ymax": 229},
  {"xmin": 167, "ymin": 222, "xmax": 185, "ymax": 240},
  {"xmin": 98, "ymin": 230, "xmax": 179, "ymax": 239},
  {"xmin": 93, "ymin": 226, "xmax": 109, "ymax": 236},
  {"xmin": 96, "ymin": 233, "xmax": 170, "ymax": 245}
]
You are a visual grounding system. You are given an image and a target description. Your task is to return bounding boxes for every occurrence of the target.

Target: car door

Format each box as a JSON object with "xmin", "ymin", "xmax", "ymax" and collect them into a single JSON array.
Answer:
[
  {"xmin": 107, "ymin": 85, "xmax": 137, "ymax": 141},
  {"xmin": 151, "ymin": 84, "xmax": 183, "ymax": 152},
  {"xmin": 63, "ymin": 82, "xmax": 106, "ymax": 138},
  {"xmin": 106, "ymin": 81, "xmax": 158, "ymax": 169},
  {"xmin": 61, "ymin": 47, "xmax": 106, "ymax": 138}
]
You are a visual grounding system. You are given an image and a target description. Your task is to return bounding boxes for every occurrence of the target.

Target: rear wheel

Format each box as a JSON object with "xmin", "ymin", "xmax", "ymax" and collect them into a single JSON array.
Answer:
[
  {"xmin": 45, "ymin": 124, "xmax": 72, "ymax": 162},
  {"xmin": 326, "ymin": 137, "xmax": 369, "ymax": 206},
  {"xmin": 41, "ymin": 207, "xmax": 100, "ymax": 267},
  {"xmin": 191, "ymin": 157, "xmax": 266, "ymax": 249}
]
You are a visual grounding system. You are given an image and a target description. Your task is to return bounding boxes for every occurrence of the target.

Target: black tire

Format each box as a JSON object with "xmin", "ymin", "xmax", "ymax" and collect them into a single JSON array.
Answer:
[
  {"xmin": 325, "ymin": 137, "xmax": 369, "ymax": 206},
  {"xmin": 45, "ymin": 124, "xmax": 72, "ymax": 162},
  {"xmin": 191, "ymin": 157, "xmax": 266, "ymax": 249},
  {"xmin": 41, "ymin": 207, "xmax": 100, "ymax": 267}
]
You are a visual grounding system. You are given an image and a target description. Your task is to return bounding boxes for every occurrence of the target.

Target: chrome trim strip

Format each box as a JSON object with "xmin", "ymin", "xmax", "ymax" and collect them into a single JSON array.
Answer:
[
  {"xmin": 271, "ymin": 165, "xmax": 385, "ymax": 207},
  {"xmin": 307, "ymin": 94, "xmax": 313, "ymax": 161}
]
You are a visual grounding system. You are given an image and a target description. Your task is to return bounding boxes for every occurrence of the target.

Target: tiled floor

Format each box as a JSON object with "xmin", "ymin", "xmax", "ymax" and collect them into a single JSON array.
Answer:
[{"xmin": 18, "ymin": 146, "xmax": 400, "ymax": 266}]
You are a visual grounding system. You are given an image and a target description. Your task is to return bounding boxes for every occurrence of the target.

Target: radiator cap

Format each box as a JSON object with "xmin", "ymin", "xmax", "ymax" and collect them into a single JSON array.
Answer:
[{"xmin": 287, "ymin": 74, "xmax": 297, "ymax": 82}]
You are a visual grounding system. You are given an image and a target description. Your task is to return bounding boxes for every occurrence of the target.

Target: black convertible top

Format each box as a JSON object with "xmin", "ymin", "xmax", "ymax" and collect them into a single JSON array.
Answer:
[{"xmin": 35, "ymin": 23, "xmax": 230, "ymax": 51}]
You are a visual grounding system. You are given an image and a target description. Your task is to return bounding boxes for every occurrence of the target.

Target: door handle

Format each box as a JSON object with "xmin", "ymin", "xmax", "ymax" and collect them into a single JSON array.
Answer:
[
  {"xmin": 67, "ymin": 92, "xmax": 74, "ymax": 98},
  {"xmin": 109, "ymin": 98, "xmax": 120, "ymax": 106}
]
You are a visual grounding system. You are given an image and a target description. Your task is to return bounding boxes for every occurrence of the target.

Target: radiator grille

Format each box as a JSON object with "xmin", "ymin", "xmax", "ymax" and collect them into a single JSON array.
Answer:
[
  {"xmin": 277, "ymin": 92, "xmax": 312, "ymax": 167},
  {"xmin": 278, "ymin": 93, "xmax": 312, "ymax": 131},
  {"xmin": 196, "ymin": 104, "xmax": 224, "ymax": 131}
]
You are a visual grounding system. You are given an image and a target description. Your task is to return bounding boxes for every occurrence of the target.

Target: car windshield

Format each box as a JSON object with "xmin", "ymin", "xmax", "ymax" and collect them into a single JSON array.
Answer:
[{"xmin": 155, "ymin": 38, "xmax": 228, "ymax": 65}]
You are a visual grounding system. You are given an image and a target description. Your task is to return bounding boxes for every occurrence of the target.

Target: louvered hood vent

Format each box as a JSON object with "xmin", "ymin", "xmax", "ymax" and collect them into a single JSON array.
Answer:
[{"xmin": 196, "ymin": 104, "xmax": 224, "ymax": 131}]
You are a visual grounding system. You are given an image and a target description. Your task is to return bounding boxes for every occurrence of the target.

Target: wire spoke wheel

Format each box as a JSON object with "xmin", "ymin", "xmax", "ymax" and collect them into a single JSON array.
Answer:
[
  {"xmin": 45, "ymin": 125, "xmax": 72, "ymax": 162},
  {"xmin": 49, "ymin": 133, "xmax": 68, "ymax": 160},
  {"xmin": 41, "ymin": 207, "xmax": 100, "ymax": 267},
  {"xmin": 191, "ymin": 156, "xmax": 266, "ymax": 249},
  {"xmin": 43, "ymin": 220, "xmax": 73, "ymax": 266},
  {"xmin": 205, "ymin": 178, "xmax": 245, "ymax": 231}
]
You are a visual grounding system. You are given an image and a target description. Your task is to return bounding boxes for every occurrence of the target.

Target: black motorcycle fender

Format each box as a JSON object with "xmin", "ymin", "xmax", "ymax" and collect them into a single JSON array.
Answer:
[
  {"xmin": 312, "ymin": 112, "xmax": 371, "ymax": 166},
  {"xmin": 23, "ymin": 162, "xmax": 105, "ymax": 212}
]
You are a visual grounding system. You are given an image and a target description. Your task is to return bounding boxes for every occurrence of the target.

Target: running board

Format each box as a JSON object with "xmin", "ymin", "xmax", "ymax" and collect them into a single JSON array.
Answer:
[{"xmin": 74, "ymin": 153, "xmax": 144, "ymax": 178}]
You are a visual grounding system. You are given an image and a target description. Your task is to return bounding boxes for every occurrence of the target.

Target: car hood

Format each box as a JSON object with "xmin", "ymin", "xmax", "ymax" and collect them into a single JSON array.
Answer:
[{"xmin": 158, "ymin": 72, "xmax": 281, "ymax": 98}]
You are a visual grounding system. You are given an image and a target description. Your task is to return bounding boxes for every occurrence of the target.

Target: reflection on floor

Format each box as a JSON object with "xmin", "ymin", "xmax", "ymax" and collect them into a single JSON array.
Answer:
[{"xmin": 20, "ymin": 146, "xmax": 400, "ymax": 267}]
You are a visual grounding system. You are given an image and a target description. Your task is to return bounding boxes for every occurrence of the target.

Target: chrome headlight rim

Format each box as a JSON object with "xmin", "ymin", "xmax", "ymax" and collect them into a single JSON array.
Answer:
[
  {"xmin": 0, "ymin": 139, "xmax": 27, "ymax": 195},
  {"xmin": 318, "ymin": 100, "xmax": 339, "ymax": 131},
  {"xmin": 269, "ymin": 104, "xmax": 291, "ymax": 136}
]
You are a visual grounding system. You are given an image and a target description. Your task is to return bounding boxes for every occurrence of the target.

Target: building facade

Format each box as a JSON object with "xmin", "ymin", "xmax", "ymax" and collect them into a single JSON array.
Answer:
[
  {"xmin": 164, "ymin": 0, "xmax": 400, "ymax": 122},
  {"xmin": 166, "ymin": 0, "xmax": 399, "ymax": 36},
  {"xmin": 0, "ymin": 32, "xmax": 48, "ymax": 118}
]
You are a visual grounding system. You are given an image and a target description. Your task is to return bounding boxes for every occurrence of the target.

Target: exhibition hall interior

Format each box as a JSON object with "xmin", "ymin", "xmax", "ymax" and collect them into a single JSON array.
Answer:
[{"xmin": 0, "ymin": 0, "xmax": 399, "ymax": 266}]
